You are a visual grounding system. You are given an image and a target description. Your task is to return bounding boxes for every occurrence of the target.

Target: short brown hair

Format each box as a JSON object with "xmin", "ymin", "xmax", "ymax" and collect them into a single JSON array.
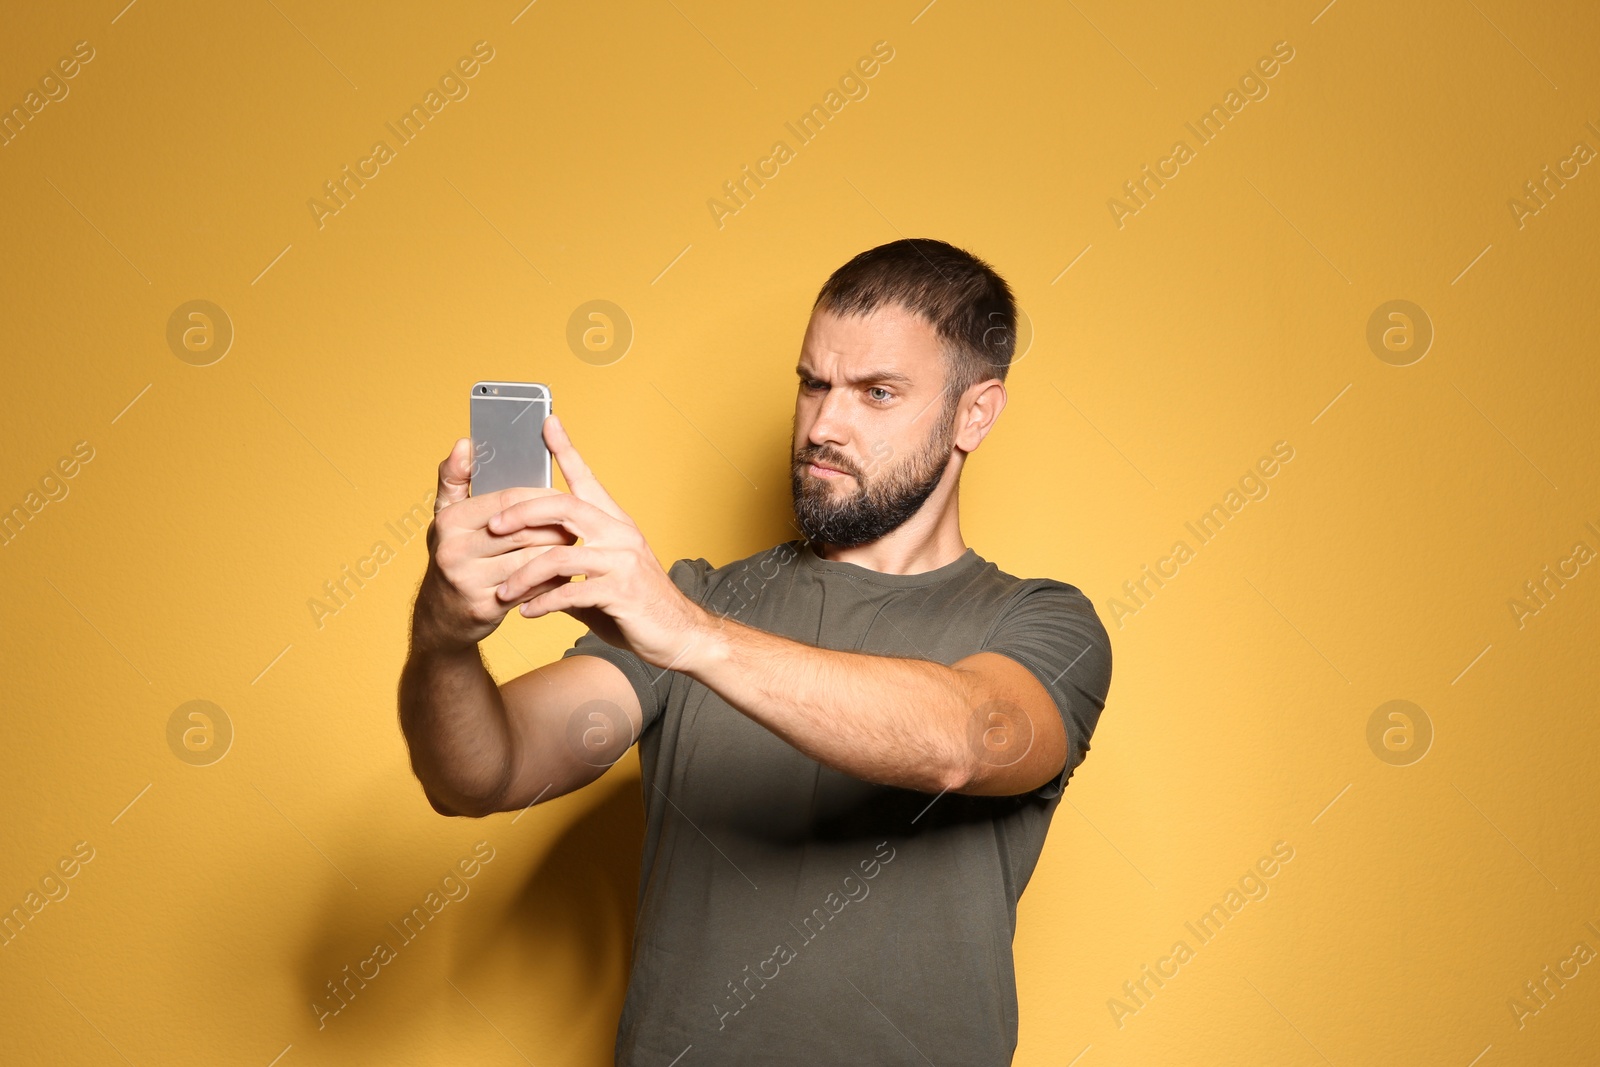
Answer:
[{"xmin": 812, "ymin": 238, "xmax": 1018, "ymax": 411}]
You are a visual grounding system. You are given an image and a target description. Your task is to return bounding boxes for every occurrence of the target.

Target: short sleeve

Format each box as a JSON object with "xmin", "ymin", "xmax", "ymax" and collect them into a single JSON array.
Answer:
[
  {"xmin": 979, "ymin": 580, "xmax": 1113, "ymax": 800},
  {"xmin": 559, "ymin": 557, "xmax": 714, "ymax": 734}
]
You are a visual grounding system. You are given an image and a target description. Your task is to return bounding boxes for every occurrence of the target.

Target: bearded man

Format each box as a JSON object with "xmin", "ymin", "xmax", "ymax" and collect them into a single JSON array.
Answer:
[{"xmin": 399, "ymin": 237, "xmax": 1113, "ymax": 1065}]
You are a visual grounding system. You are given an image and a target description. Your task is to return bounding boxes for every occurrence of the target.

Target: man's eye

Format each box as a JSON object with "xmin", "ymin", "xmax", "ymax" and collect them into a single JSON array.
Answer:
[{"xmin": 868, "ymin": 387, "xmax": 893, "ymax": 402}]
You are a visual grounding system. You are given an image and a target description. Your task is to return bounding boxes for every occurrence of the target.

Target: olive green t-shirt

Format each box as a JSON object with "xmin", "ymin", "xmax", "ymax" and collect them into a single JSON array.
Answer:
[{"xmin": 561, "ymin": 538, "xmax": 1112, "ymax": 1065}]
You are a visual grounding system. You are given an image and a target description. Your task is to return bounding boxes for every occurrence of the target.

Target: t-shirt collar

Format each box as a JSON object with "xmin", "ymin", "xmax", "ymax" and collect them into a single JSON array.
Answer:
[{"xmin": 794, "ymin": 538, "xmax": 983, "ymax": 588}]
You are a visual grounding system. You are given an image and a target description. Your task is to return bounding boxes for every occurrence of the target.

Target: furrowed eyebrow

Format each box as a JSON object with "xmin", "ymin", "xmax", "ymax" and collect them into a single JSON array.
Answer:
[{"xmin": 795, "ymin": 364, "xmax": 915, "ymax": 388}]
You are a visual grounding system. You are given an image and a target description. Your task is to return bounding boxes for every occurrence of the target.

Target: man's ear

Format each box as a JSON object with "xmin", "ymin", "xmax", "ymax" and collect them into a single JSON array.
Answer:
[{"xmin": 955, "ymin": 379, "xmax": 1007, "ymax": 451}]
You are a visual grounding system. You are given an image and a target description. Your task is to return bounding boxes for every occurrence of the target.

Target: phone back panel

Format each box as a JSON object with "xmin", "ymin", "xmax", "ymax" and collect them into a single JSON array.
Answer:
[{"xmin": 469, "ymin": 382, "xmax": 552, "ymax": 495}]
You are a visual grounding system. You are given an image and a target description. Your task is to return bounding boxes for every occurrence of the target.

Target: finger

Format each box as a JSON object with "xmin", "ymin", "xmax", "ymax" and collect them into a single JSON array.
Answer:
[
  {"xmin": 490, "ymin": 553, "xmax": 574, "ymax": 601},
  {"xmin": 521, "ymin": 572, "xmax": 607, "ymax": 619},
  {"xmin": 487, "ymin": 490, "xmax": 618, "ymax": 543},
  {"xmin": 498, "ymin": 544, "xmax": 613, "ymax": 603},
  {"xmin": 440, "ymin": 484, "xmax": 562, "ymax": 535},
  {"xmin": 435, "ymin": 438, "xmax": 473, "ymax": 515},
  {"xmin": 473, "ymin": 521, "xmax": 578, "ymax": 560},
  {"xmin": 544, "ymin": 414, "xmax": 632, "ymax": 525}
]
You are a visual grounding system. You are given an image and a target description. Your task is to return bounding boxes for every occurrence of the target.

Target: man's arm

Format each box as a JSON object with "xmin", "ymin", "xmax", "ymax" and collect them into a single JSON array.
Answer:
[
  {"xmin": 670, "ymin": 617, "xmax": 1067, "ymax": 796},
  {"xmin": 489, "ymin": 416, "xmax": 1075, "ymax": 799},
  {"xmin": 396, "ymin": 434, "xmax": 646, "ymax": 818},
  {"xmin": 398, "ymin": 597, "xmax": 647, "ymax": 817}
]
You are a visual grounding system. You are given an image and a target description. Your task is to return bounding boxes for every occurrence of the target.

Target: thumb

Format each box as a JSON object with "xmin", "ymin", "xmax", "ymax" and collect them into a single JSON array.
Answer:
[{"xmin": 435, "ymin": 437, "xmax": 473, "ymax": 514}]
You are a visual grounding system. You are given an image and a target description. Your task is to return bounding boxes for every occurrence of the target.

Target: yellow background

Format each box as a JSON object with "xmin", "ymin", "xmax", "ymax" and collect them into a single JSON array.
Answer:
[{"xmin": 3, "ymin": 0, "xmax": 1597, "ymax": 1063}]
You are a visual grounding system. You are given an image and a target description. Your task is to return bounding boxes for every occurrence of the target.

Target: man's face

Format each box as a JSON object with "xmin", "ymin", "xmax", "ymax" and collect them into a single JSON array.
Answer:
[{"xmin": 790, "ymin": 303, "xmax": 959, "ymax": 548}]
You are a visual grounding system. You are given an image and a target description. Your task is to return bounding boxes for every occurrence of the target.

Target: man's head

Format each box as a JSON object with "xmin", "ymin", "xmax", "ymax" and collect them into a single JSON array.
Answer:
[{"xmin": 791, "ymin": 238, "xmax": 1018, "ymax": 549}]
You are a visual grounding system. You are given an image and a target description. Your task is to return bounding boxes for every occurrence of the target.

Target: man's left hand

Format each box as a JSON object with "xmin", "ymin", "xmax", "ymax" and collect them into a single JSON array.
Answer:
[{"xmin": 488, "ymin": 413, "xmax": 713, "ymax": 671}]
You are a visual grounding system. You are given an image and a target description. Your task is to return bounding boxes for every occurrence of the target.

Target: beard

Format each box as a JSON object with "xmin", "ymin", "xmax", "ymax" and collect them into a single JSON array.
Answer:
[{"xmin": 790, "ymin": 408, "xmax": 956, "ymax": 549}]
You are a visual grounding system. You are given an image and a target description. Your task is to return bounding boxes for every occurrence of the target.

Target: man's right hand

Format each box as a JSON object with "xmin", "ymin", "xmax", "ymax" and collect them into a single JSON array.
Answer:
[
  {"xmin": 411, "ymin": 437, "xmax": 578, "ymax": 655},
  {"xmin": 398, "ymin": 433, "xmax": 651, "ymax": 819}
]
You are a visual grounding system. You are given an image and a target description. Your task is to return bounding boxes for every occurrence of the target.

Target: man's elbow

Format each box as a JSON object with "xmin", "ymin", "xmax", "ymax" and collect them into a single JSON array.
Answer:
[
  {"xmin": 421, "ymin": 784, "xmax": 499, "ymax": 819},
  {"xmin": 422, "ymin": 793, "xmax": 496, "ymax": 819},
  {"xmin": 425, "ymin": 789, "xmax": 462, "ymax": 817},
  {"xmin": 407, "ymin": 746, "xmax": 513, "ymax": 819},
  {"xmin": 938, "ymin": 752, "xmax": 975, "ymax": 794}
]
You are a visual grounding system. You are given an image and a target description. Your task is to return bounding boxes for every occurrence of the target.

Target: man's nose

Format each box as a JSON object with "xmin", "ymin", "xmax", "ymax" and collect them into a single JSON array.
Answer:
[{"xmin": 807, "ymin": 389, "xmax": 851, "ymax": 445}]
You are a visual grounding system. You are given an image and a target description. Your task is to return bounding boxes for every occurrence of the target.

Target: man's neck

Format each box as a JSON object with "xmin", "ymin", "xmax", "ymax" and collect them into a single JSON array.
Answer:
[{"xmin": 809, "ymin": 511, "xmax": 968, "ymax": 575}]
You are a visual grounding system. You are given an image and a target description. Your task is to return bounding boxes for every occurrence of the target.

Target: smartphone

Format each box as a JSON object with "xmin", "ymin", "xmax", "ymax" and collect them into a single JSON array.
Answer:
[{"xmin": 469, "ymin": 381, "xmax": 552, "ymax": 496}]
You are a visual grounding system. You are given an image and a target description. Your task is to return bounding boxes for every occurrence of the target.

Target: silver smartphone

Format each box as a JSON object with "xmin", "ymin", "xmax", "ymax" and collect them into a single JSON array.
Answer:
[{"xmin": 469, "ymin": 381, "xmax": 552, "ymax": 495}]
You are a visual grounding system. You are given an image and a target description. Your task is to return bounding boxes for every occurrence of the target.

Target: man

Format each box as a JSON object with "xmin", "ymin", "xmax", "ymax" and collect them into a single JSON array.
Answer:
[{"xmin": 398, "ymin": 238, "xmax": 1113, "ymax": 1064}]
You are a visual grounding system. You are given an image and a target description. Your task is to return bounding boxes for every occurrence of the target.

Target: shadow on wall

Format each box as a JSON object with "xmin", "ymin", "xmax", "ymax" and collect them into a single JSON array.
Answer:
[{"xmin": 290, "ymin": 772, "xmax": 645, "ymax": 1062}]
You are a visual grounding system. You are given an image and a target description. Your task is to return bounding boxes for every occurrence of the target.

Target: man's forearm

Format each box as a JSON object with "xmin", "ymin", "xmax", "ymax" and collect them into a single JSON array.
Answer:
[
  {"xmin": 397, "ymin": 610, "xmax": 514, "ymax": 815},
  {"xmin": 677, "ymin": 613, "xmax": 976, "ymax": 794}
]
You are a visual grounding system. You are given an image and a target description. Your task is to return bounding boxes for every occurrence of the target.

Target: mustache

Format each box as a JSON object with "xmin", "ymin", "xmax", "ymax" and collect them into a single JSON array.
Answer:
[{"xmin": 796, "ymin": 449, "xmax": 857, "ymax": 476}]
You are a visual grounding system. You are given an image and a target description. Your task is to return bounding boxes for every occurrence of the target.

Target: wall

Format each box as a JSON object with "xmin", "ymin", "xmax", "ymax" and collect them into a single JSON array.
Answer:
[{"xmin": 2, "ymin": 1, "xmax": 1597, "ymax": 1063}]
